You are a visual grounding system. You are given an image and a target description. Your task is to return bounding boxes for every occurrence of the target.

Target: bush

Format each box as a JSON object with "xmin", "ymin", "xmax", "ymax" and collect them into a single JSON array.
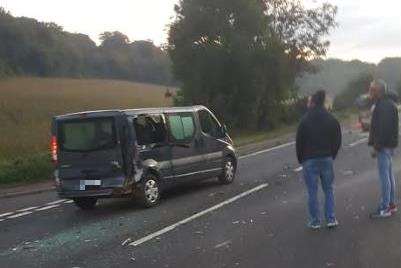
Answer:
[
  {"xmin": 0, "ymin": 58, "xmax": 13, "ymax": 78},
  {"xmin": 0, "ymin": 153, "xmax": 53, "ymax": 185}
]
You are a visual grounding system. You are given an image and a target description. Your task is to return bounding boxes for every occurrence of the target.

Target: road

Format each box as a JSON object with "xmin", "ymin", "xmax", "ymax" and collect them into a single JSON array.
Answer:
[{"xmin": 0, "ymin": 129, "xmax": 400, "ymax": 268}]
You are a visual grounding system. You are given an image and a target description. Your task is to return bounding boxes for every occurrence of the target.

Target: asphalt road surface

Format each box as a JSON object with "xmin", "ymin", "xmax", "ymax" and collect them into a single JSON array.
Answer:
[{"xmin": 0, "ymin": 129, "xmax": 400, "ymax": 268}]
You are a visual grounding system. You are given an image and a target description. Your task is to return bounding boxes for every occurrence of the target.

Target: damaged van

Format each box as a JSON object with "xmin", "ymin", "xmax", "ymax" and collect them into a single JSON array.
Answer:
[{"xmin": 51, "ymin": 106, "xmax": 237, "ymax": 209}]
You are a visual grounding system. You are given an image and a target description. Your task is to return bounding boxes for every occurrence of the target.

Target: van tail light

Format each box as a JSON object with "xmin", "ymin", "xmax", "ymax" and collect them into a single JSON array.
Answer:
[{"xmin": 50, "ymin": 135, "xmax": 58, "ymax": 164}]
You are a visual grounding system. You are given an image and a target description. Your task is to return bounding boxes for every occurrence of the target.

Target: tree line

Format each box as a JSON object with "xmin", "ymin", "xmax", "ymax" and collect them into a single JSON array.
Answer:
[
  {"xmin": 0, "ymin": 7, "xmax": 174, "ymax": 85},
  {"xmin": 297, "ymin": 57, "xmax": 401, "ymax": 102}
]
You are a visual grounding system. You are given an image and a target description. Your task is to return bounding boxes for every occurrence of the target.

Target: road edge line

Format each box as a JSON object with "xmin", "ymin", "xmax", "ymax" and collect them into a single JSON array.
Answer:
[
  {"xmin": 239, "ymin": 141, "xmax": 295, "ymax": 159},
  {"xmin": 129, "ymin": 183, "xmax": 269, "ymax": 247}
]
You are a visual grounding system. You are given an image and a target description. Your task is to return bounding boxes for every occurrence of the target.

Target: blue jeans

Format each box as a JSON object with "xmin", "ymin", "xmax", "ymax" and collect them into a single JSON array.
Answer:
[
  {"xmin": 303, "ymin": 157, "xmax": 335, "ymax": 223},
  {"xmin": 377, "ymin": 148, "xmax": 396, "ymax": 210}
]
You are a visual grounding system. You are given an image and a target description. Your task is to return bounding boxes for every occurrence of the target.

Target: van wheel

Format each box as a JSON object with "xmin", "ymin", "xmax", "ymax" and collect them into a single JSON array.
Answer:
[
  {"xmin": 218, "ymin": 157, "xmax": 236, "ymax": 185},
  {"xmin": 73, "ymin": 197, "xmax": 97, "ymax": 210},
  {"xmin": 137, "ymin": 174, "xmax": 161, "ymax": 208}
]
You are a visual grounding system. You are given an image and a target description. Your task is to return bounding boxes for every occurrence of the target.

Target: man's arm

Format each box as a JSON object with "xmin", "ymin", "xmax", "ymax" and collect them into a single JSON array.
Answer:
[
  {"xmin": 332, "ymin": 119, "xmax": 342, "ymax": 159},
  {"xmin": 296, "ymin": 122, "xmax": 305, "ymax": 164}
]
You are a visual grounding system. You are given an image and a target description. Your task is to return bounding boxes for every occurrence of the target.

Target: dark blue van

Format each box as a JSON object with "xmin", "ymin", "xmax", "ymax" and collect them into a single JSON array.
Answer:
[{"xmin": 51, "ymin": 106, "xmax": 237, "ymax": 209}]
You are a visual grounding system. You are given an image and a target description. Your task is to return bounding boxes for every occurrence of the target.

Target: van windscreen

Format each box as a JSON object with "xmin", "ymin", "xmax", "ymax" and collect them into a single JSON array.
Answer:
[{"xmin": 59, "ymin": 117, "xmax": 117, "ymax": 152}]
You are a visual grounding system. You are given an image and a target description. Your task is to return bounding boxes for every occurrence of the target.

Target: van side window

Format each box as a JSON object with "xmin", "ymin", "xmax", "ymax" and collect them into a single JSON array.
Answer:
[
  {"xmin": 134, "ymin": 115, "xmax": 166, "ymax": 145},
  {"xmin": 198, "ymin": 110, "xmax": 220, "ymax": 137},
  {"xmin": 167, "ymin": 113, "xmax": 195, "ymax": 141}
]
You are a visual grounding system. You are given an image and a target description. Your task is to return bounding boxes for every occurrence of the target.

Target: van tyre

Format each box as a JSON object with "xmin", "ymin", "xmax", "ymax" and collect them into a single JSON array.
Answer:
[
  {"xmin": 137, "ymin": 174, "xmax": 161, "ymax": 208},
  {"xmin": 73, "ymin": 197, "xmax": 97, "ymax": 210},
  {"xmin": 219, "ymin": 156, "xmax": 236, "ymax": 185}
]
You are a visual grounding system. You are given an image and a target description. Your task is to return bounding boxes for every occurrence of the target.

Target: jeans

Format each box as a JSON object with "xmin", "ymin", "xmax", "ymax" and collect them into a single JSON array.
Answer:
[
  {"xmin": 377, "ymin": 148, "xmax": 396, "ymax": 210},
  {"xmin": 303, "ymin": 157, "xmax": 335, "ymax": 223}
]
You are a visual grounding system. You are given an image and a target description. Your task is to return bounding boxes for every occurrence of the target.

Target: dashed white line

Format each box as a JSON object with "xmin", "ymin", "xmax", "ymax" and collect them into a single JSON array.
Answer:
[
  {"xmin": 64, "ymin": 200, "xmax": 74, "ymax": 204},
  {"xmin": 348, "ymin": 138, "xmax": 368, "ymax": 148},
  {"xmin": 0, "ymin": 212, "xmax": 14, "ymax": 218},
  {"xmin": 16, "ymin": 206, "xmax": 39, "ymax": 212},
  {"xmin": 7, "ymin": 211, "xmax": 33, "ymax": 219},
  {"xmin": 239, "ymin": 142, "xmax": 295, "ymax": 160},
  {"xmin": 129, "ymin": 183, "xmax": 269, "ymax": 247},
  {"xmin": 35, "ymin": 205, "xmax": 60, "ymax": 211},
  {"xmin": 46, "ymin": 199, "xmax": 67, "ymax": 205}
]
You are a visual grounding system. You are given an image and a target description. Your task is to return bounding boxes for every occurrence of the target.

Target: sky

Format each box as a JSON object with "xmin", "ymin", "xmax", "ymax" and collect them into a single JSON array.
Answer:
[{"xmin": 1, "ymin": 0, "xmax": 401, "ymax": 63}]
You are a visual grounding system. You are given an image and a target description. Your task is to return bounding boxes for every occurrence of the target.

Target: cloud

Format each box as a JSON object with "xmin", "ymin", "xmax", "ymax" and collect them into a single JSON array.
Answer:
[{"xmin": 323, "ymin": 0, "xmax": 401, "ymax": 62}]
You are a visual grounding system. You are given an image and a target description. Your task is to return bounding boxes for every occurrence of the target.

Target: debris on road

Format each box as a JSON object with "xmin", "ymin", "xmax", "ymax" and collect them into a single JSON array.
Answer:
[{"xmin": 341, "ymin": 170, "xmax": 355, "ymax": 176}]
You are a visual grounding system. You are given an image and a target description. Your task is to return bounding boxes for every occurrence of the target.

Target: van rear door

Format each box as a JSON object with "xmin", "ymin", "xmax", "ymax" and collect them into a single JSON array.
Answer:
[{"xmin": 56, "ymin": 115, "xmax": 126, "ymax": 192}]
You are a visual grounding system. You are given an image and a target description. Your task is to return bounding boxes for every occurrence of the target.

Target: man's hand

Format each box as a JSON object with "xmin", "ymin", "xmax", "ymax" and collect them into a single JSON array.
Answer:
[{"xmin": 371, "ymin": 148, "xmax": 378, "ymax": 158}]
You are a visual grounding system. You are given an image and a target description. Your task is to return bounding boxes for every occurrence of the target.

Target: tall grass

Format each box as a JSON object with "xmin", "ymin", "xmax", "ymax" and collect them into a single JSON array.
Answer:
[{"xmin": 0, "ymin": 77, "xmax": 173, "ymax": 184}]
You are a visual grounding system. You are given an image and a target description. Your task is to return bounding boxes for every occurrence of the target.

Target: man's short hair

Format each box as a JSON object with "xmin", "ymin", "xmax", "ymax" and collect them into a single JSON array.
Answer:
[
  {"xmin": 311, "ymin": 90, "xmax": 326, "ymax": 107},
  {"xmin": 370, "ymin": 79, "xmax": 388, "ymax": 95}
]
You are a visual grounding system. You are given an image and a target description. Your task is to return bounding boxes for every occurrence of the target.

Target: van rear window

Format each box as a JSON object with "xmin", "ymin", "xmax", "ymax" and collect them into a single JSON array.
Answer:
[{"xmin": 59, "ymin": 117, "xmax": 117, "ymax": 152}]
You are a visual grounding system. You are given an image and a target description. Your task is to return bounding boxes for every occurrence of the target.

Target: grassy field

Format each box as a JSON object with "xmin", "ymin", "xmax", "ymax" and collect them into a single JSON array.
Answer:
[{"xmin": 0, "ymin": 77, "xmax": 174, "ymax": 184}]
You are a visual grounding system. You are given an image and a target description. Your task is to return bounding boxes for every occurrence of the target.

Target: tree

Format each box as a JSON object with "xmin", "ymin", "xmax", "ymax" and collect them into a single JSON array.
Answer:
[
  {"xmin": 100, "ymin": 31, "xmax": 130, "ymax": 49},
  {"xmin": 168, "ymin": 0, "xmax": 337, "ymax": 129},
  {"xmin": 377, "ymin": 58, "xmax": 401, "ymax": 91},
  {"xmin": 333, "ymin": 72, "xmax": 373, "ymax": 111}
]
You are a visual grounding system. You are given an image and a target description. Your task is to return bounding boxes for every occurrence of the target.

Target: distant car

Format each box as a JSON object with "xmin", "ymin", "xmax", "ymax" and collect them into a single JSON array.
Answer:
[
  {"xmin": 51, "ymin": 106, "xmax": 237, "ymax": 209},
  {"xmin": 355, "ymin": 94, "xmax": 373, "ymax": 132}
]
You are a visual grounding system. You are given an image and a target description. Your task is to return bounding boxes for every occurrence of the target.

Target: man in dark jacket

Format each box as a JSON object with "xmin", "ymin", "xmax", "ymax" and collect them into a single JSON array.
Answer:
[
  {"xmin": 368, "ymin": 79, "xmax": 399, "ymax": 218},
  {"xmin": 296, "ymin": 90, "xmax": 342, "ymax": 229}
]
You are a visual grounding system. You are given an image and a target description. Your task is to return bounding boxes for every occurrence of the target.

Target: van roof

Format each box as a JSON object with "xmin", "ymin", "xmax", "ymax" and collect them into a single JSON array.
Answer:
[{"xmin": 54, "ymin": 105, "xmax": 209, "ymax": 120}]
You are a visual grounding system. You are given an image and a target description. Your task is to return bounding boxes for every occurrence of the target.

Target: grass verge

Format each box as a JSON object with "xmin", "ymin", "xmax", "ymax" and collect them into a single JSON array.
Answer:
[{"xmin": 0, "ymin": 153, "xmax": 52, "ymax": 186}]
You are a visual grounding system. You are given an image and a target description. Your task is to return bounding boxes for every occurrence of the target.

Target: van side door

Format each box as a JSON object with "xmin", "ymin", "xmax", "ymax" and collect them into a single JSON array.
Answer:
[
  {"xmin": 165, "ymin": 112, "xmax": 205, "ymax": 180},
  {"xmin": 197, "ymin": 109, "xmax": 227, "ymax": 176},
  {"xmin": 133, "ymin": 114, "xmax": 173, "ymax": 180}
]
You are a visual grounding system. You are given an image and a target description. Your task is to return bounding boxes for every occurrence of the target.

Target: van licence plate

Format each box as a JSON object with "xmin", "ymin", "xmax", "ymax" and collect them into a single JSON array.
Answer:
[{"xmin": 80, "ymin": 180, "xmax": 101, "ymax": 190}]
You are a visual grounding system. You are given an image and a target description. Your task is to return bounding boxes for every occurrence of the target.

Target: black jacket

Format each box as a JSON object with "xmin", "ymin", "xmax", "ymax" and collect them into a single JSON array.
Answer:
[
  {"xmin": 368, "ymin": 97, "xmax": 399, "ymax": 149},
  {"xmin": 296, "ymin": 107, "xmax": 342, "ymax": 164}
]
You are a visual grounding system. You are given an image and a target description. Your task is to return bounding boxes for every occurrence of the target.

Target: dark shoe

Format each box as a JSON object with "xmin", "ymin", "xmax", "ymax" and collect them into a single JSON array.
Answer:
[{"xmin": 370, "ymin": 208, "xmax": 392, "ymax": 219}]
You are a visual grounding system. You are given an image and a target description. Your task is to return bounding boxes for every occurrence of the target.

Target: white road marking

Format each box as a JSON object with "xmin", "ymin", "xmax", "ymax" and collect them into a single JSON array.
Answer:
[
  {"xmin": 214, "ymin": 240, "xmax": 232, "ymax": 249},
  {"xmin": 294, "ymin": 167, "xmax": 303, "ymax": 172},
  {"xmin": 64, "ymin": 200, "xmax": 74, "ymax": 204},
  {"xmin": 239, "ymin": 142, "xmax": 295, "ymax": 160},
  {"xmin": 129, "ymin": 183, "xmax": 269, "ymax": 247},
  {"xmin": 348, "ymin": 138, "xmax": 368, "ymax": 148},
  {"xmin": 46, "ymin": 199, "xmax": 67, "ymax": 205},
  {"xmin": 35, "ymin": 205, "xmax": 60, "ymax": 211},
  {"xmin": 16, "ymin": 206, "xmax": 39, "ymax": 212},
  {"xmin": 7, "ymin": 211, "xmax": 32, "ymax": 219},
  {"xmin": 0, "ymin": 219, "xmax": 4, "ymax": 222},
  {"xmin": 0, "ymin": 212, "xmax": 14, "ymax": 218}
]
